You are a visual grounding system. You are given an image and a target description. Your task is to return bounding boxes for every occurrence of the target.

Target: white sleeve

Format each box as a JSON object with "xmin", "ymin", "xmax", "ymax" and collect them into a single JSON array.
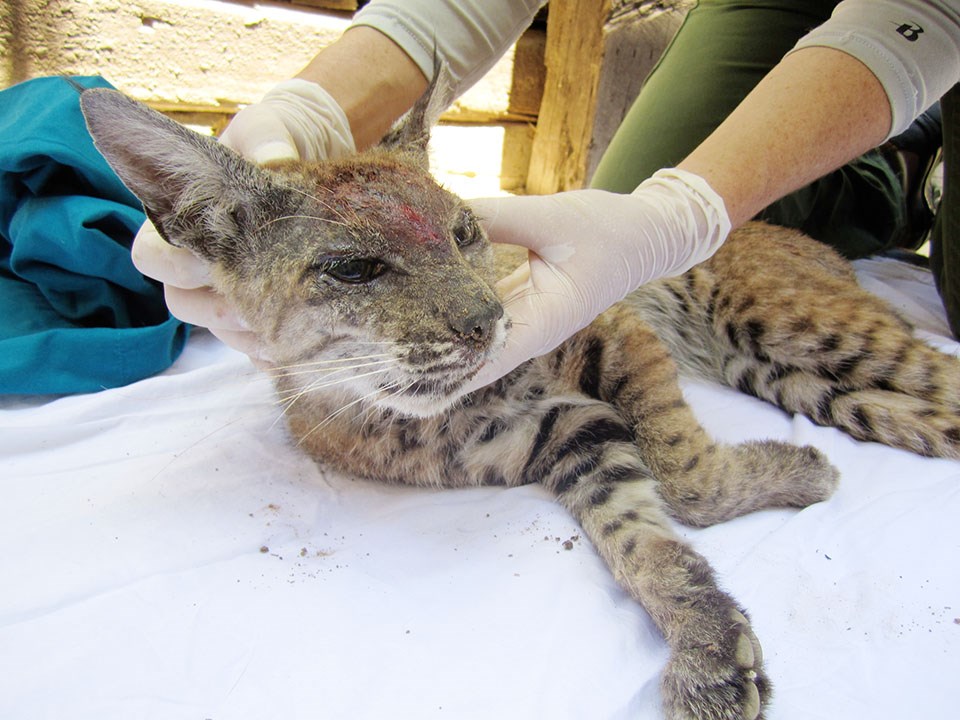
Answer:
[
  {"xmin": 351, "ymin": 0, "xmax": 547, "ymax": 99},
  {"xmin": 791, "ymin": 0, "xmax": 960, "ymax": 138}
]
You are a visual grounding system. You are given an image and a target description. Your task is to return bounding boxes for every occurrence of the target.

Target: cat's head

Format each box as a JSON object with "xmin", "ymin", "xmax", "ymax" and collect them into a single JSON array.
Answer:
[{"xmin": 79, "ymin": 82, "xmax": 507, "ymax": 418}]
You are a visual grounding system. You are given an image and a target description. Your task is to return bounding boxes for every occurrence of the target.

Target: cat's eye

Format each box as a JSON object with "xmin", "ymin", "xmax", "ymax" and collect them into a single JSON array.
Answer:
[
  {"xmin": 453, "ymin": 211, "xmax": 481, "ymax": 248},
  {"xmin": 320, "ymin": 258, "xmax": 387, "ymax": 284}
]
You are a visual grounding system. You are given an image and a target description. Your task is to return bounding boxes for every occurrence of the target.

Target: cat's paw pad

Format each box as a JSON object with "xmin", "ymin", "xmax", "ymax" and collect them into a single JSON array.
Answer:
[{"xmin": 661, "ymin": 609, "xmax": 770, "ymax": 720}]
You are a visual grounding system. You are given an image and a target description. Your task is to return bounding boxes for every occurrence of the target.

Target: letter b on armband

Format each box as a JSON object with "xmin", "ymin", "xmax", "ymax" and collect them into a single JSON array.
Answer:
[{"xmin": 895, "ymin": 22, "xmax": 924, "ymax": 42}]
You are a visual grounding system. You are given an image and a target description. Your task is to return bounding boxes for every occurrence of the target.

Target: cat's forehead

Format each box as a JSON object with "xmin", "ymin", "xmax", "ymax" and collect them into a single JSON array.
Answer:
[{"xmin": 295, "ymin": 156, "xmax": 461, "ymax": 246}]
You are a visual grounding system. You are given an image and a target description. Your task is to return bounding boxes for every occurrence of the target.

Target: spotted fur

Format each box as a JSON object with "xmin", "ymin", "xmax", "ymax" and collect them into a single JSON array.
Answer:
[{"xmin": 81, "ymin": 83, "xmax": 960, "ymax": 720}]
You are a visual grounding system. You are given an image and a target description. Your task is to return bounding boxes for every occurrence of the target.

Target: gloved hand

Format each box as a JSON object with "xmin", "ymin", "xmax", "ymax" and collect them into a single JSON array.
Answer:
[
  {"xmin": 218, "ymin": 79, "xmax": 355, "ymax": 163},
  {"xmin": 131, "ymin": 80, "xmax": 356, "ymax": 359},
  {"xmin": 459, "ymin": 168, "xmax": 731, "ymax": 393}
]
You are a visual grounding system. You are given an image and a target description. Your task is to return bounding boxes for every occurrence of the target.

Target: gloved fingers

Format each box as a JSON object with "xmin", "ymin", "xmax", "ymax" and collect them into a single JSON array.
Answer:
[
  {"xmin": 494, "ymin": 256, "xmax": 530, "ymax": 296},
  {"xmin": 471, "ymin": 192, "xmax": 600, "ymax": 256},
  {"xmin": 131, "ymin": 221, "xmax": 212, "ymax": 289},
  {"xmin": 218, "ymin": 80, "xmax": 355, "ymax": 164},
  {"xmin": 218, "ymin": 104, "xmax": 300, "ymax": 164},
  {"xmin": 163, "ymin": 284, "xmax": 248, "ymax": 333}
]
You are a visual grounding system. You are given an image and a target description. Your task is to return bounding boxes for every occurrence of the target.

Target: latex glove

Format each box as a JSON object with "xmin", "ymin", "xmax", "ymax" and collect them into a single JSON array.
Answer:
[
  {"xmin": 460, "ymin": 168, "xmax": 731, "ymax": 393},
  {"xmin": 131, "ymin": 221, "xmax": 269, "ymax": 359},
  {"xmin": 131, "ymin": 80, "xmax": 355, "ymax": 360},
  {"xmin": 218, "ymin": 79, "xmax": 355, "ymax": 163}
]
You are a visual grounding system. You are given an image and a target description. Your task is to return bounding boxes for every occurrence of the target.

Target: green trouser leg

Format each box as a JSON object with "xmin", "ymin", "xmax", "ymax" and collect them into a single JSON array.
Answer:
[
  {"xmin": 590, "ymin": 0, "xmax": 905, "ymax": 259},
  {"xmin": 929, "ymin": 84, "xmax": 959, "ymax": 339}
]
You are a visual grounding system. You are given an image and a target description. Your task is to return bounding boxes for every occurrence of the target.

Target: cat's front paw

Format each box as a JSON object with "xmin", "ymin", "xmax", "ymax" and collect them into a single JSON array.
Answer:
[{"xmin": 661, "ymin": 609, "xmax": 770, "ymax": 720}]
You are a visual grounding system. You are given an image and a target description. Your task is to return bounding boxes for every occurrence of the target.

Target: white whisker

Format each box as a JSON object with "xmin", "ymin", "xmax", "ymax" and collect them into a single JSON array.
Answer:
[
  {"xmin": 296, "ymin": 378, "xmax": 410, "ymax": 445},
  {"xmin": 273, "ymin": 365, "xmax": 398, "ymax": 415},
  {"xmin": 285, "ymin": 185, "xmax": 354, "ymax": 225},
  {"xmin": 269, "ymin": 356, "xmax": 397, "ymax": 379},
  {"xmin": 256, "ymin": 214, "xmax": 348, "ymax": 233}
]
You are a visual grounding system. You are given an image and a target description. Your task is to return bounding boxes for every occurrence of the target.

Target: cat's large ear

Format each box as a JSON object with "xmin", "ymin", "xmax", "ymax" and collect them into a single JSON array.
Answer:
[
  {"xmin": 378, "ymin": 56, "xmax": 451, "ymax": 168},
  {"xmin": 80, "ymin": 88, "xmax": 279, "ymax": 265}
]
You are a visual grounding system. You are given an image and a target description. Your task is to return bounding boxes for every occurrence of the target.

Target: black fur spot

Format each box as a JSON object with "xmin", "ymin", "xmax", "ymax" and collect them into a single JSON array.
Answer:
[
  {"xmin": 588, "ymin": 483, "xmax": 614, "ymax": 507},
  {"xmin": 789, "ymin": 317, "xmax": 815, "ymax": 335},
  {"xmin": 725, "ymin": 321, "xmax": 739, "ymax": 348},
  {"xmin": 551, "ymin": 344, "xmax": 567, "ymax": 371},
  {"xmin": 602, "ymin": 519, "xmax": 623, "ymax": 536},
  {"xmin": 830, "ymin": 352, "xmax": 866, "ymax": 380},
  {"xmin": 482, "ymin": 468, "xmax": 507, "ymax": 486},
  {"xmin": 667, "ymin": 285, "xmax": 691, "ymax": 314},
  {"xmin": 819, "ymin": 333, "xmax": 842, "ymax": 354},
  {"xmin": 479, "ymin": 417, "xmax": 508, "ymax": 443},
  {"xmin": 569, "ymin": 417, "xmax": 634, "ymax": 448},
  {"xmin": 815, "ymin": 388, "xmax": 850, "ymax": 423},
  {"xmin": 737, "ymin": 369, "xmax": 758, "ymax": 396},
  {"xmin": 875, "ymin": 374, "xmax": 897, "ymax": 393},
  {"xmin": 598, "ymin": 463, "xmax": 643, "ymax": 485},
  {"xmin": 765, "ymin": 362, "xmax": 797, "ymax": 384},
  {"xmin": 524, "ymin": 385, "xmax": 546, "ymax": 400},
  {"xmin": 744, "ymin": 319, "xmax": 765, "ymax": 352},
  {"xmin": 521, "ymin": 405, "xmax": 563, "ymax": 482},
  {"xmin": 851, "ymin": 405, "xmax": 874, "ymax": 437},
  {"xmin": 553, "ymin": 454, "xmax": 601, "ymax": 495},
  {"xmin": 395, "ymin": 419, "xmax": 423, "ymax": 451},
  {"xmin": 682, "ymin": 455, "xmax": 701, "ymax": 473},
  {"xmin": 579, "ymin": 337, "xmax": 605, "ymax": 398}
]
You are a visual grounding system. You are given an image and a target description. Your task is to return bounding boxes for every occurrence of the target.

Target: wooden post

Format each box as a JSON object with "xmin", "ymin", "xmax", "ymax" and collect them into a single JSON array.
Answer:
[{"xmin": 526, "ymin": 1, "xmax": 684, "ymax": 194}]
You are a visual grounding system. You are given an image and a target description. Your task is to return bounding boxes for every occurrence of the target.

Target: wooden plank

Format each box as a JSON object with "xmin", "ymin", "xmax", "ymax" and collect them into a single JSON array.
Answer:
[
  {"xmin": 278, "ymin": 1, "xmax": 359, "ymax": 12},
  {"xmin": 508, "ymin": 27, "xmax": 546, "ymax": 118},
  {"xmin": 526, "ymin": 0, "xmax": 615, "ymax": 195}
]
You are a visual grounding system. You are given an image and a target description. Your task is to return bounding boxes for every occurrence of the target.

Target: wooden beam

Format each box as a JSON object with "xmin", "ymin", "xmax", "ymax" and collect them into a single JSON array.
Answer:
[
  {"xmin": 279, "ymin": 1, "xmax": 358, "ymax": 12},
  {"xmin": 526, "ymin": 1, "xmax": 684, "ymax": 194},
  {"xmin": 526, "ymin": 0, "xmax": 614, "ymax": 195}
]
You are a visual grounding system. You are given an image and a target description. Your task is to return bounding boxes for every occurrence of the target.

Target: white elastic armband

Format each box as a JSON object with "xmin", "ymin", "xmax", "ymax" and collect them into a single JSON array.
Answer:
[
  {"xmin": 352, "ymin": 0, "xmax": 547, "ymax": 98},
  {"xmin": 791, "ymin": 0, "xmax": 960, "ymax": 137}
]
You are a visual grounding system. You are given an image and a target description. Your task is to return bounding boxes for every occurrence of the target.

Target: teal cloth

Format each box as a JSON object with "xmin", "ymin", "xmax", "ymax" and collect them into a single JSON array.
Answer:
[{"xmin": 0, "ymin": 76, "xmax": 187, "ymax": 395}]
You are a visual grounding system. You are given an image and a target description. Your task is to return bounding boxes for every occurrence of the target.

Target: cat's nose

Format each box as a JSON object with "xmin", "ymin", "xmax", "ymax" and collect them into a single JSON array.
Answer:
[{"xmin": 449, "ymin": 300, "xmax": 503, "ymax": 342}]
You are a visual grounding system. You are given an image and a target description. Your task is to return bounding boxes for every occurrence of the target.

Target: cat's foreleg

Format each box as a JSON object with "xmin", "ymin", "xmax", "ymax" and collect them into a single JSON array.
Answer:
[{"xmin": 519, "ymin": 399, "xmax": 769, "ymax": 720}]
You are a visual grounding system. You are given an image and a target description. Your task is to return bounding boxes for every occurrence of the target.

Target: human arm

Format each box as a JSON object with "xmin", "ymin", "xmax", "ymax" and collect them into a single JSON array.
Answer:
[
  {"xmin": 457, "ymin": 0, "xmax": 960, "ymax": 392},
  {"xmin": 223, "ymin": 0, "xmax": 547, "ymax": 157}
]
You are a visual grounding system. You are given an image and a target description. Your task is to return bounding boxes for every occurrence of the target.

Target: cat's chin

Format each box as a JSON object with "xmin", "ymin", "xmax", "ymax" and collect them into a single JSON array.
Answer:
[{"xmin": 372, "ymin": 378, "xmax": 478, "ymax": 419}]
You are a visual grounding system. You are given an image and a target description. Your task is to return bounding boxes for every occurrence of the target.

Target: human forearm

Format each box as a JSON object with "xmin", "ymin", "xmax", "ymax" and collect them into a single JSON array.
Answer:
[
  {"xmin": 296, "ymin": 0, "xmax": 544, "ymax": 151},
  {"xmin": 678, "ymin": 46, "xmax": 891, "ymax": 229},
  {"xmin": 294, "ymin": 26, "xmax": 428, "ymax": 151}
]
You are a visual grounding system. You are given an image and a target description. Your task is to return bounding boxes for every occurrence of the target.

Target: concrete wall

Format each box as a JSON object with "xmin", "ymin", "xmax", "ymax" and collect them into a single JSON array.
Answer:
[{"xmin": 0, "ymin": 0, "xmax": 515, "ymax": 116}]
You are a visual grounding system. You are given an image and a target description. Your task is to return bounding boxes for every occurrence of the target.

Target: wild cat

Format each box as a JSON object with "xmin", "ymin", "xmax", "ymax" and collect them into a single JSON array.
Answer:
[{"xmin": 80, "ymin": 82, "xmax": 960, "ymax": 720}]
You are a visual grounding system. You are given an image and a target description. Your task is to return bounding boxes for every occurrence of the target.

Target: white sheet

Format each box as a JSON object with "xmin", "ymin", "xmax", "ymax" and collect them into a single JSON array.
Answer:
[{"xmin": 2, "ymin": 257, "xmax": 958, "ymax": 720}]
